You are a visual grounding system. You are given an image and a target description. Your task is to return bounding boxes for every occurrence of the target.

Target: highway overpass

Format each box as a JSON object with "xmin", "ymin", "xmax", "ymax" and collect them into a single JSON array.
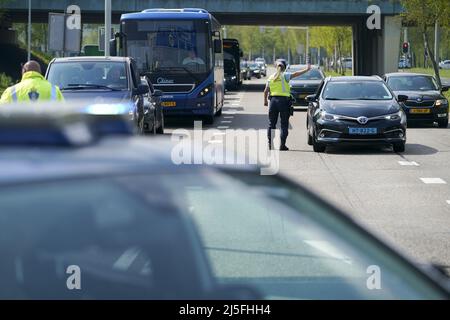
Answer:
[{"xmin": 1, "ymin": 0, "xmax": 405, "ymax": 75}]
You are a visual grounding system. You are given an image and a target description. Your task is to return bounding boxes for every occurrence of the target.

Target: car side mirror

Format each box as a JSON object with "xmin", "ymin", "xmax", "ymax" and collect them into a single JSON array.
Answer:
[
  {"xmin": 442, "ymin": 86, "xmax": 449, "ymax": 92},
  {"xmin": 153, "ymin": 89, "xmax": 163, "ymax": 97},
  {"xmin": 397, "ymin": 94, "xmax": 408, "ymax": 103},
  {"xmin": 136, "ymin": 83, "xmax": 149, "ymax": 95},
  {"xmin": 214, "ymin": 39, "xmax": 222, "ymax": 54},
  {"xmin": 306, "ymin": 94, "xmax": 317, "ymax": 102},
  {"xmin": 109, "ymin": 39, "xmax": 117, "ymax": 56}
]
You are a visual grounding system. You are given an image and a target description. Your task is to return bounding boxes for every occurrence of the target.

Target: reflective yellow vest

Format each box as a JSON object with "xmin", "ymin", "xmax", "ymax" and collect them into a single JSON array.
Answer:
[
  {"xmin": 268, "ymin": 73, "xmax": 291, "ymax": 97},
  {"xmin": 0, "ymin": 71, "xmax": 64, "ymax": 104}
]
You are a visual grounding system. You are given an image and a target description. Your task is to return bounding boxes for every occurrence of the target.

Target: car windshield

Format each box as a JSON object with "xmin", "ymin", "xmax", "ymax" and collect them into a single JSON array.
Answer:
[
  {"xmin": 0, "ymin": 171, "xmax": 444, "ymax": 299},
  {"xmin": 289, "ymin": 69, "xmax": 324, "ymax": 81},
  {"xmin": 323, "ymin": 81, "xmax": 393, "ymax": 100},
  {"xmin": 387, "ymin": 76, "xmax": 439, "ymax": 91},
  {"xmin": 123, "ymin": 19, "xmax": 210, "ymax": 74},
  {"xmin": 224, "ymin": 60, "xmax": 236, "ymax": 74},
  {"xmin": 47, "ymin": 61, "xmax": 128, "ymax": 90}
]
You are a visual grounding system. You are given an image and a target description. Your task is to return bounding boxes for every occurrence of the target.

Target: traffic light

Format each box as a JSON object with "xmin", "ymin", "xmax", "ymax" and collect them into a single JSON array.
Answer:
[{"xmin": 402, "ymin": 42, "xmax": 409, "ymax": 54}]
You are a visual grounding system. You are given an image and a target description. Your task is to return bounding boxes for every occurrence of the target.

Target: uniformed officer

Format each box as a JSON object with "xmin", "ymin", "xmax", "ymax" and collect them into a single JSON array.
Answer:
[
  {"xmin": 0, "ymin": 60, "xmax": 64, "ymax": 104},
  {"xmin": 264, "ymin": 60, "xmax": 311, "ymax": 150}
]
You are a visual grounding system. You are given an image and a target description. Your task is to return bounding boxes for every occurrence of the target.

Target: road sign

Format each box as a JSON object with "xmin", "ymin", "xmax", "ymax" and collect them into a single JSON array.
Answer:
[
  {"xmin": 98, "ymin": 27, "xmax": 114, "ymax": 52},
  {"xmin": 48, "ymin": 13, "xmax": 65, "ymax": 51},
  {"xmin": 48, "ymin": 13, "xmax": 81, "ymax": 53}
]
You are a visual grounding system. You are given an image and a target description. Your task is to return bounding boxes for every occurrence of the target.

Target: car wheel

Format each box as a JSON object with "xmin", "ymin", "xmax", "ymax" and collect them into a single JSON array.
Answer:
[
  {"xmin": 307, "ymin": 130, "xmax": 313, "ymax": 146},
  {"xmin": 438, "ymin": 119, "xmax": 448, "ymax": 128},
  {"xmin": 312, "ymin": 131, "xmax": 326, "ymax": 152},
  {"xmin": 215, "ymin": 107, "xmax": 222, "ymax": 117},
  {"xmin": 156, "ymin": 113, "xmax": 164, "ymax": 134},
  {"xmin": 393, "ymin": 142, "xmax": 405, "ymax": 153}
]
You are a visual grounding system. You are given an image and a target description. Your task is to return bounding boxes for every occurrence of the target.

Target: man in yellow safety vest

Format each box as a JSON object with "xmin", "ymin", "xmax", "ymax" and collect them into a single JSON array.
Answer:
[{"xmin": 0, "ymin": 60, "xmax": 64, "ymax": 104}]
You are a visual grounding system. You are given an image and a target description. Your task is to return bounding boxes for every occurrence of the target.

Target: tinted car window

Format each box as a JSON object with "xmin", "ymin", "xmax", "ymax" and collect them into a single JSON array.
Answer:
[
  {"xmin": 290, "ymin": 69, "xmax": 324, "ymax": 81},
  {"xmin": 322, "ymin": 81, "xmax": 393, "ymax": 100},
  {"xmin": 48, "ymin": 61, "xmax": 128, "ymax": 90},
  {"xmin": 387, "ymin": 76, "xmax": 439, "ymax": 91}
]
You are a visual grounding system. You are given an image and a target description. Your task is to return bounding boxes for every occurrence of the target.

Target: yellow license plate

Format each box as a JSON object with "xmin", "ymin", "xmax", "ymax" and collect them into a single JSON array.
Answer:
[
  {"xmin": 162, "ymin": 101, "xmax": 176, "ymax": 107},
  {"xmin": 410, "ymin": 108, "xmax": 430, "ymax": 114}
]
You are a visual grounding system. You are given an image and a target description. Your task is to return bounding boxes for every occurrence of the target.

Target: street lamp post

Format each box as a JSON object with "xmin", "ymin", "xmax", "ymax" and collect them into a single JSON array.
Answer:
[
  {"xmin": 27, "ymin": 0, "xmax": 31, "ymax": 61},
  {"xmin": 105, "ymin": 0, "xmax": 111, "ymax": 57}
]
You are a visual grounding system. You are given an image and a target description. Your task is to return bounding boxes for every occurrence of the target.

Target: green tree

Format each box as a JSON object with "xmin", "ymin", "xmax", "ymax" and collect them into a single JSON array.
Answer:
[{"xmin": 401, "ymin": 0, "xmax": 450, "ymax": 87}]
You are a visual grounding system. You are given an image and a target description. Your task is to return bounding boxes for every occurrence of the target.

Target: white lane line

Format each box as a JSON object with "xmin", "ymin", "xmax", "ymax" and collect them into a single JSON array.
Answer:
[
  {"xmin": 113, "ymin": 247, "xmax": 140, "ymax": 271},
  {"xmin": 217, "ymin": 126, "xmax": 229, "ymax": 130},
  {"xmin": 208, "ymin": 140, "xmax": 223, "ymax": 144},
  {"xmin": 212, "ymin": 132, "xmax": 226, "ymax": 136},
  {"xmin": 420, "ymin": 178, "xmax": 447, "ymax": 184},
  {"xmin": 304, "ymin": 240, "xmax": 352, "ymax": 265},
  {"xmin": 221, "ymin": 121, "xmax": 232, "ymax": 124},
  {"xmin": 398, "ymin": 161, "xmax": 419, "ymax": 166},
  {"xmin": 224, "ymin": 116, "xmax": 234, "ymax": 119}
]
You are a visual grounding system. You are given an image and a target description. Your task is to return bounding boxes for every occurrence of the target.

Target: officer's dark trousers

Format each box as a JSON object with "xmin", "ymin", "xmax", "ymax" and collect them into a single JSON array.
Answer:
[{"xmin": 268, "ymin": 96, "xmax": 290, "ymax": 146}]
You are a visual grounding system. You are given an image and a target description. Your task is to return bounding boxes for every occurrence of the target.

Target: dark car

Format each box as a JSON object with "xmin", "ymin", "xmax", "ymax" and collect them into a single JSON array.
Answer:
[
  {"xmin": 287, "ymin": 65, "xmax": 325, "ymax": 107},
  {"xmin": 0, "ymin": 105, "xmax": 449, "ymax": 300},
  {"xmin": 248, "ymin": 62, "xmax": 262, "ymax": 79},
  {"xmin": 240, "ymin": 61, "xmax": 252, "ymax": 81},
  {"xmin": 46, "ymin": 56, "xmax": 164, "ymax": 135},
  {"xmin": 140, "ymin": 76, "xmax": 165, "ymax": 134},
  {"xmin": 306, "ymin": 76, "xmax": 408, "ymax": 153},
  {"xmin": 224, "ymin": 59, "xmax": 239, "ymax": 91},
  {"xmin": 383, "ymin": 73, "xmax": 449, "ymax": 128}
]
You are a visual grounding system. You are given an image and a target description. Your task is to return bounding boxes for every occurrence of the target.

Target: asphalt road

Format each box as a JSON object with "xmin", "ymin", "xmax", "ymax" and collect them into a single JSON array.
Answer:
[{"xmin": 165, "ymin": 71, "xmax": 450, "ymax": 276}]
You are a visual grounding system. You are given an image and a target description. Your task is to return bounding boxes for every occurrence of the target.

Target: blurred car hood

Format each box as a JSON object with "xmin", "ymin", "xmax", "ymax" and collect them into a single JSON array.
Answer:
[{"xmin": 322, "ymin": 99, "xmax": 400, "ymax": 117}]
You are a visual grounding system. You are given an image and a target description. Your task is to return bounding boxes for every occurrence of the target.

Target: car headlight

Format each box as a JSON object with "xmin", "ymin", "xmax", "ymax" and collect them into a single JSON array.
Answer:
[
  {"xmin": 320, "ymin": 111, "xmax": 338, "ymax": 121},
  {"xmin": 231, "ymin": 76, "xmax": 236, "ymax": 80},
  {"xmin": 385, "ymin": 111, "xmax": 402, "ymax": 121},
  {"xmin": 436, "ymin": 99, "xmax": 448, "ymax": 107},
  {"xmin": 254, "ymin": 70, "xmax": 260, "ymax": 73}
]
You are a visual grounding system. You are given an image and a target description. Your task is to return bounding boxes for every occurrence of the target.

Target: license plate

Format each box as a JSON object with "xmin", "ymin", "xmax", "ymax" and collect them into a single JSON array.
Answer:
[
  {"xmin": 298, "ymin": 94, "xmax": 307, "ymax": 99},
  {"xmin": 161, "ymin": 101, "xmax": 176, "ymax": 107},
  {"xmin": 349, "ymin": 128, "xmax": 377, "ymax": 135},
  {"xmin": 410, "ymin": 108, "xmax": 430, "ymax": 114}
]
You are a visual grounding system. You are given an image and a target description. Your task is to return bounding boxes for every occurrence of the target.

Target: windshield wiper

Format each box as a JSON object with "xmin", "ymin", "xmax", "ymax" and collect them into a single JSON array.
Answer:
[{"xmin": 61, "ymin": 84, "xmax": 121, "ymax": 91}]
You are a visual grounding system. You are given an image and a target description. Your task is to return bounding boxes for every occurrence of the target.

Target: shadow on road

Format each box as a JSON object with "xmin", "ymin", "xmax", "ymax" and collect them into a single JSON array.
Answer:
[
  {"xmin": 402, "ymin": 144, "xmax": 439, "ymax": 155},
  {"xmin": 325, "ymin": 145, "xmax": 395, "ymax": 155},
  {"xmin": 241, "ymin": 83, "xmax": 266, "ymax": 92}
]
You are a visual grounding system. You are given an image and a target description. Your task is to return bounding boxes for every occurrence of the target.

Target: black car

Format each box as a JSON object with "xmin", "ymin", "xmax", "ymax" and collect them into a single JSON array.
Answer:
[
  {"xmin": 287, "ymin": 65, "xmax": 325, "ymax": 107},
  {"xmin": 306, "ymin": 76, "xmax": 408, "ymax": 153},
  {"xmin": 0, "ymin": 105, "xmax": 449, "ymax": 300},
  {"xmin": 240, "ymin": 61, "xmax": 252, "ymax": 80},
  {"xmin": 248, "ymin": 62, "xmax": 262, "ymax": 79},
  {"xmin": 141, "ymin": 76, "xmax": 165, "ymax": 134},
  {"xmin": 384, "ymin": 73, "xmax": 449, "ymax": 128},
  {"xmin": 46, "ymin": 56, "xmax": 164, "ymax": 135}
]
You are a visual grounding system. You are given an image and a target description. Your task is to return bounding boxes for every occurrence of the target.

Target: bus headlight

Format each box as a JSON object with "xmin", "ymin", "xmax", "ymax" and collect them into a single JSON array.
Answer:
[{"xmin": 197, "ymin": 85, "xmax": 213, "ymax": 98}]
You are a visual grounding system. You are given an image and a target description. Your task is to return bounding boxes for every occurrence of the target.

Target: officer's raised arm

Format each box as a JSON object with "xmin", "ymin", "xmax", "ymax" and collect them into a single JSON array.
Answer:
[{"xmin": 290, "ymin": 63, "xmax": 312, "ymax": 79}]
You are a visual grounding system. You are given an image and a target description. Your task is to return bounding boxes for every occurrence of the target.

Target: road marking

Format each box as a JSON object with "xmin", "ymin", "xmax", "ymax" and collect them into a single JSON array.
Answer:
[
  {"xmin": 217, "ymin": 126, "xmax": 229, "ymax": 129},
  {"xmin": 420, "ymin": 178, "xmax": 447, "ymax": 184},
  {"xmin": 398, "ymin": 161, "xmax": 419, "ymax": 166},
  {"xmin": 212, "ymin": 132, "xmax": 226, "ymax": 136},
  {"xmin": 304, "ymin": 240, "xmax": 352, "ymax": 265},
  {"xmin": 221, "ymin": 121, "xmax": 232, "ymax": 124},
  {"xmin": 208, "ymin": 140, "xmax": 223, "ymax": 144},
  {"xmin": 113, "ymin": 247, "xmax": 140, "ymax": 271},
  {"xmin": 446, "ymin": 200, "xmax": 450, "ymax": 205},
  {"xmin": 224, "ymin": 116, "xmax": 234, "ymax": 119}
]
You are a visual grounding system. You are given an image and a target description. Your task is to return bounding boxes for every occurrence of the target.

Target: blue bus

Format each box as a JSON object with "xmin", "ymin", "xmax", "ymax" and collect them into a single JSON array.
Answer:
[{"xmin": 112, "ymin": 8, "xmax": 224, "ymax": 124}]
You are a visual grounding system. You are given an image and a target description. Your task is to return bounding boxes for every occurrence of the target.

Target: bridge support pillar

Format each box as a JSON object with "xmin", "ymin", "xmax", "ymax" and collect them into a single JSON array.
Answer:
[{"xmin": 353, "ymin": 15, "xmax": 401, "ymax": 76}]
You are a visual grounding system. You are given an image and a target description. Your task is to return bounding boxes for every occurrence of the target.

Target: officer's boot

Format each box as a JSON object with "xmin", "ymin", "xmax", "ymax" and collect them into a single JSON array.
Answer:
[{"xmin": 280, "ymin": 139, "xmax": 289, "ymax": 151}]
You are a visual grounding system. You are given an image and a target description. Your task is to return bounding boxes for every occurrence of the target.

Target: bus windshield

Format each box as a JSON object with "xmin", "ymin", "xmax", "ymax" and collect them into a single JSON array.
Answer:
[{"xmin": 123, "ymin": 19, "xmax": 211, "ymax": 75}]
